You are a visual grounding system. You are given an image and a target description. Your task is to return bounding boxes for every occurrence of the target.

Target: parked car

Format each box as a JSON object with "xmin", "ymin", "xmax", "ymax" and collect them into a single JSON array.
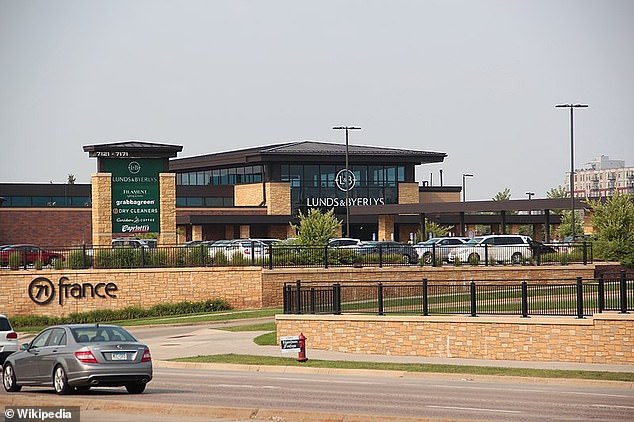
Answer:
[
  {"xmin": 447, "ymin": 234, "xmax": 533, "ymax": 264},
  {"xmin": 210, "ymin": 239, "xmax": 270, "ymax": 260},
  {"xmin": 415, "ymin": 237, "xmax": 468, "ymax": 264},
  {"xmin": 0, "ymin": 315, "xmax": 19, "ymax": 365},
  {"xmin": 327, "ymin": 238, "xmax": 364, "ymax": 249},
  {"xmin": 0, "ymin": 244, "xmax": 65, "ymax": 267},
  {"xmin": 2, "ymin": 324, "xmax": 152, "ymax": 395},
  {"xmin": 359, "ymin": 241, "xmax": 419, "ymax": 264},
  {"xmin": 112, "ymin": 238, "xmax": 152, "ymax": 249}
]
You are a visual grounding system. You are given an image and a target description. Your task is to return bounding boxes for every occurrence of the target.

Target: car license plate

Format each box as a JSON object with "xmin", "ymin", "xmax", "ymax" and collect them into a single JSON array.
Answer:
[{"xmin": 111, "ymin": 352, "xmax": 127, "ymax": 361}]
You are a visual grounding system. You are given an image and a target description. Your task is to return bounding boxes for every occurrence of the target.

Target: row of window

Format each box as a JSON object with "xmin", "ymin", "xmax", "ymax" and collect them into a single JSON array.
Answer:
[
  {"xmin": 281, "ymin": 164, "xmax": 406, "ymax": 188},
  {"xmin": 177, "ymin": 166, "xmax": 263, "ymax": 186},
  {"xmin": 176, "ymin": 197, "xmax": 234, "ymax": 207},
  {"xmin": 0, "ymin": 196, "xmax": 91, "ymax": 207}
]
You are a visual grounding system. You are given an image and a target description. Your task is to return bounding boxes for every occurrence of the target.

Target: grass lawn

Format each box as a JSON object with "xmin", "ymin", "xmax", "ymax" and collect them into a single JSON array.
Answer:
[{"xmin": 171, "ymin": 353, "xmax": 634, "ymax": 382}]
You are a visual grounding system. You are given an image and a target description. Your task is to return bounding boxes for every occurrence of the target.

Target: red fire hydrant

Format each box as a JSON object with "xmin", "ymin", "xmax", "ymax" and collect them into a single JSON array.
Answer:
[{"xmin": 297, "ymin": 332, "xmax": 308, "ymax": 362}]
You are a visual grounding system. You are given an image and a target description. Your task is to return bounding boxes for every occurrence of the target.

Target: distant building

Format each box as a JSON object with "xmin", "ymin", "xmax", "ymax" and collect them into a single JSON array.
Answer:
[{"xmin": 566, "ymin": 155, "xmax": 634, "ymax": 198}]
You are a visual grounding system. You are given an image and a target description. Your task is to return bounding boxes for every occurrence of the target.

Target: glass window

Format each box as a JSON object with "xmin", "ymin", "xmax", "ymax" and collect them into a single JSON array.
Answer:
[
  {"xmin": 196, "ymin": 171, "xmax": 205, "ymax": 185},
  {"xmin": 369, "ymin": 166, "xmax": 384, "ymax": 187},
  {"xmin": 187, "ymin": 197, "xmax": 203, "ymax": 206},
  {"xmin": 205, "ymin": 197, "xmax": 223, "ymax": 206},
  {"xmin": 386, "ymin": 167, "xmax": 397, "ymax": 186},
  {"xmin": 320, "ymin": 165, "xmax": 336, "ymax": 188},
  {"xmin": 304, "ymin": 165, "xmax": 319, "ymax": 187},
  {"xmin": 176, "ymin": 173, "xmax": 183, "ymax": 185},
  {"xmin": 180, "ymin": 173, "xmax": 190, "ymax": 186},
  {"xmin": 223, "ymin": 197, "xmax": 234, "ymax": 207},
  {"xmin": 220, "ymin": 169, "xmax": 228, "ymax": 184},
  {"xmin": 212, "ymin": 169, "xmax": 220, "ymax": 185},
  {"xmin": 31, "ymin": 329, "xmax": 52, "ymax": 348},
  {"xmin": 176, "ymin": 197, "xmax": 187, "ymax": 206},
  {"xmin": 397, "ymin": 166, "xmax": 405, "ymax": 182},
  {"xmin": 205, "ymin": 170, "xmax": 212, "ymax": 185},
  {"xmin": 31, "ymin": 197, "xmax": 49, "ymax": 206}
]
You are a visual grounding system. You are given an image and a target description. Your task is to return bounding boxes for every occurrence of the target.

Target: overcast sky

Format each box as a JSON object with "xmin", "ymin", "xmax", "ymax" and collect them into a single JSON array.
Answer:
[{"xmin": 1, "ymin": 0, "xmax": 632, "ymax": 200}]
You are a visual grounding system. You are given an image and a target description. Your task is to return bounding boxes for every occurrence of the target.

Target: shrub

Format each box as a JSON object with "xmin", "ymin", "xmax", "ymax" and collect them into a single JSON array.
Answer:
[
  {"xmin": 67, "ymin": 250, "xmax": 91, "ymax": 269},
  {"xmin": 9, "ymin": 251, "xmax": 21, "ymax": 269},
  {"xmin": 34, "ymin": 259, "xmax": 43, "ymax": 270},
  {"xmin": 9, "ymin": 299, "xmax": 232, "ymax": 329}
]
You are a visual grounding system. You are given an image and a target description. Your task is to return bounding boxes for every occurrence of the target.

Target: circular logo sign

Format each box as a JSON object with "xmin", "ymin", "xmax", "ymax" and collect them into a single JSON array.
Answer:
[
  {"xmin": 28, "ymin": 277, "xmax": 55, "ymax": 305},
  {"xmin": 128, "ymin": 161, "xmax": 141, "ymax": 174},
  {"xmin": 335, "ymin": 169, "xmax": 356, "ymax": 192}
]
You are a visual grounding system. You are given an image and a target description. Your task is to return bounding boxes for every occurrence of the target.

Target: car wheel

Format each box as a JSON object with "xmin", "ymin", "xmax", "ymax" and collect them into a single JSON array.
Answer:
[
  {"xmin": 511, "ymin": 252, "xmax": 523, "ymax": 265},
  {"xmin": 401, "ymin": 254, "xmax": 411, "ymax": 264},
  {"xmin": 423, "ymin": 252, "xmax": 433, "ymax": 265},
  {"xmin": 125, "ymin": 383, "xmax": 146, "ymax": 394},
  {"xmin": 468, "ymin": 253, "xmax": 480, "ymax": 264},
  {"xmin": 53, "ymin": 365, "xmax": 71, "ymax": 395},
  {"xmin": 3, "ymin": 364, "xmax": 22, "ymax": 392}
]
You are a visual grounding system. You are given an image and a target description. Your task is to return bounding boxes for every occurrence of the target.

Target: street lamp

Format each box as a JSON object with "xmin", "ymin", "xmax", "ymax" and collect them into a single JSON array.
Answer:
[
  {"xmin": 462, "ymin": 173, "xmax": 473, "ymax": 202},
  {"xmin": 555, "ymin": 103, "xmax": 588, "ymax": 239},
  {"xmin": 333, "ymin": 126, "xmax": 361, "ymax": 237},
  {"xmin": 526, "ymin": 191, "xmax": 535, "ymax": 215}
]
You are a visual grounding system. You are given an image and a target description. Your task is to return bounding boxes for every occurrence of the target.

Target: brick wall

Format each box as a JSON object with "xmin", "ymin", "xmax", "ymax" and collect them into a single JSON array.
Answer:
[
  {"xmin": 266, "ymin": 182, "xmax": 291, "ymax": 215},
  {"xmin": 0, "ymin": 209, "xmax": 92, "ymax": 246},
  {"xmin": 0, "ymin": 267, "xmax": 263, "ymax": 318},
  {"xmin": 276, "ymin": 313, "xmax": 634, "ymax": 364},
  {"xmin": 398, "ymin": 183, "xmax": 419, "ymax": 204},
  {"xmin": 234, "ymin": 183, "xmax": 264, "ymax": 206}
]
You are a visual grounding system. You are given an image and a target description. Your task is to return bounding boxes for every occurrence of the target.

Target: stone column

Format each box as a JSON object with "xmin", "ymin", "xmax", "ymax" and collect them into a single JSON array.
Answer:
[
  {"xmin": 378, "ymin": 215, "xmax": 395, "ymax": 241},
  {"xmin": 159, "ymin": 173, "xmax": 177, "ymax": 246},
  {"xmin": 240, "ymin": 225, "xmax": 251, "ymax": 239},
  {"xmin": 192, "ymin": 225, "xmax": 203, "ymax": 241},
  {"xmin": 91, "ymin": 173, "xmax": 112, "ymax": 248}
]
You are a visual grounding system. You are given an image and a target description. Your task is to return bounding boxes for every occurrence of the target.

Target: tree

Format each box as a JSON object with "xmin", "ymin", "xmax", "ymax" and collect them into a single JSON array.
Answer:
[
  {"xmin": 67, "ymin": 174, "xmax": 76, "ymax": 184},
  {"xmin": 588, "ymin": 191, "xmax": 634, "ymax": 268},
  {"xmin": 547, "ymin": 185, "xmax": 568, "ymax": 199},
  {"xmin": 417, "ymin": 221, "xmax": 454, "ymax": 241},
  {"xmin": 290, "ymin": 208, "xmax": 341, "ymax": 246},
  {"xmin": 557, "ymin": 210, "xmax": 584, "ymax": 239},
  {"xmin": 492, "ymin": 188, "xmax": 511, "ymax": 201}
]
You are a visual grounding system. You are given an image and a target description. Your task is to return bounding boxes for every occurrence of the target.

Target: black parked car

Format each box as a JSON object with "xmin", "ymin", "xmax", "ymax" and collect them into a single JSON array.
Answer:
[{"xmin": 359, "ymin": 241, "xmax": 419, "ymax": 264}]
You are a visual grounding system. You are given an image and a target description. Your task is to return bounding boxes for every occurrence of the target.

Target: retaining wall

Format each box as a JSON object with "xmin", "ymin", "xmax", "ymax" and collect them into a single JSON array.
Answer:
[{"xmin": 276, "ymin": 313, "xmax": 634, "ymax": 365}]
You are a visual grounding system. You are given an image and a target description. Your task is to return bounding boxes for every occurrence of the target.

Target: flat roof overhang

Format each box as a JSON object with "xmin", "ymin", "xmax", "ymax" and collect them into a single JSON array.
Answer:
[
  {"xmin": 177, "ymin": 215, "xmax": 294, "ymax": 225},
  {"xmin": 350, "ymin": 198, "xmax": 589, "ymax": 216}
]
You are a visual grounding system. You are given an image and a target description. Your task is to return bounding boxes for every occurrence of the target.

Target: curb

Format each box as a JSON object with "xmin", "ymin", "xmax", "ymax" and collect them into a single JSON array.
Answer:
[{"xmin": 153, "ymin": 360, "xmax": 634, "ymax": 389}]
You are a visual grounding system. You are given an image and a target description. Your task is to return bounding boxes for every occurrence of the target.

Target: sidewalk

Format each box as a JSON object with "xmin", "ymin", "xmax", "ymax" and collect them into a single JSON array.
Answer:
[{"xmin": 130, "ymin": 321, "xmax": 634, "ymax": 374}]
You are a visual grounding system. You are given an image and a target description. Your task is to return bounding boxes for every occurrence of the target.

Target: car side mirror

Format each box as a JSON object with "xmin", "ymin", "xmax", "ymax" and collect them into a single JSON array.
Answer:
[{"xmin": 21, "ymin": 343, "xmax": 30, "ymax": 351}]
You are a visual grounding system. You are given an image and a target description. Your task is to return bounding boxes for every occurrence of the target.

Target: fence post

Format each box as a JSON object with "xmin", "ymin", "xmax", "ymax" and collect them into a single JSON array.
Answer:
[
  {"xmin": 324, "ymin": 246, "xmax": 329, "ymax": 269},
  {"xmin": 82, "ymin": 244, "xmax": 87, "ymax": 269},
  {"xmin": 268, "ymin": 244, "xmax": 273, "ymax": 270},
  {"xmin": 432, "ymin": 244, "xmax": 437, "ymax": 267},
  {"xmin": 598, "ymin": 274, "xmax": 604, "ymax": 313},
  {"xmin": 535, "ymin": 245, "xmax": 541, "ymax": 266},
  {"xmin": 250, "ymin": 241, "xmax": 255, "ymax": 266},
  {"xmin": 484, "ymin": 244, "xmax": 489, "ymax": 266},
  {"xmin": 378, "ymin": 283, "xmax": 384, "ymax": 316},
  {"xmin": 576, "ymin": 277, "xmax": 584, "ymax": 319},
  {"xmin": 422, "ymin": 278, "xmax": 429, "ymax": 316},
  {"xmin": 283, "ymin": 283, "xmax": 289, "ymax": 313},
  {"xmin": 310, "ymin": 287, "xmax": 316, "ymax": 314},
  {"xmin": 582, "ymin": 241, "xmax": 588, "ymax": 265},
  {"xmin": 470, "ymin": 281, "xmax": 477, "ymax": 317},
  {"xmin": 378, "ymin": 245, "xmax": 383, "ymax": 268},
  {"xmin": 333, "ymin": 283, "xmax": 341, "ymax": 315},
  {"xmin": 295, "ymin": 280, "xmax": 302, "ymax": 315},
  {"xmin": 620, "ymin": 270, "xmax": 629, "ymax": 314},
  {"xmin": 521, "ymin": 281, "xmax": 529, "ymax": 318},
  {"xmin": 141, "ymin": 247, "xmax": 146, "ymax": 268}
]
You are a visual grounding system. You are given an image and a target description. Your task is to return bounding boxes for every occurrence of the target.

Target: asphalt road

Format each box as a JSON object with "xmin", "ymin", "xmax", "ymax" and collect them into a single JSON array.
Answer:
[{"xmin": 2, "ymin": 366, "xmax": 633, "ymax": 422}]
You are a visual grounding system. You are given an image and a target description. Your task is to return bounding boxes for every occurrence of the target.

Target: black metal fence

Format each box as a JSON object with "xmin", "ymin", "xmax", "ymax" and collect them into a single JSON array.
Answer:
[
  {"xmin": 0, "ymin": 241, "xmax": 593, "ymax": 270},
  {"xmin": 283, "ymin": 271, "xmax": 634, "ymax": 318}
]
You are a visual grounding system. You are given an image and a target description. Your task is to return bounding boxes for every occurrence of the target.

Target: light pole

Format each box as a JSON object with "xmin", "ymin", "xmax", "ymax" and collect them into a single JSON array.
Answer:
[
  {"xmin": 333, "ymin": 126, "xmax": 361, "ymax": 237},
  {"xmin": 556, "ymin": 103, "xmax": 588, "ymax": 239},
  {"xmin": 526, "ymin": 191, "xmax": 534, "ymax": 215},
  {"xmin": 462, "ymin": 173, "xmax": 473, "ymax": 202}
]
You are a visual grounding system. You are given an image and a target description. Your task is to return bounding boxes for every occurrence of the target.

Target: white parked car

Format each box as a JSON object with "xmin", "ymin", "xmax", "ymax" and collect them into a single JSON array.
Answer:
[
  {"xmin": 327, "ymin": 238, "xmax": 364, "ymax": 249},
  {"xmin": 211, "ymin": 239, "xmax": 270, "ymax": 261},
  {"xmin": 447, "ymin": 234, "xmax": 533, "ymax": 265},
  {"xmin": 415, "ymin": 237, "xmax": 468, "ymax": 264},
  {"xmin": 0, "ymin": 314, "xmax": 19, "ymax": 365}
]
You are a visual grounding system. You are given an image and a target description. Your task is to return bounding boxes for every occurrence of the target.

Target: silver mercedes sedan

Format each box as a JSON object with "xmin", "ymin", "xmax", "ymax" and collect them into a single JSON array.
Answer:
[{"xmin": 2, "ymin": 324, "xmax": 152, "ymax": 394}]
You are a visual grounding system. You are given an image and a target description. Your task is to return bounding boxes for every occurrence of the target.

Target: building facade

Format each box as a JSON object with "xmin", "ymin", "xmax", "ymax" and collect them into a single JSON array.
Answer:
[{"xmin": 566, "ymin": 155, "xmax": 634, "ymax": 198}]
